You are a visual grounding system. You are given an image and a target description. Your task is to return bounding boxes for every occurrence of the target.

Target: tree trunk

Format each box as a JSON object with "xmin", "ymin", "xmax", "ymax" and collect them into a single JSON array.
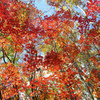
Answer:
[
  {"xmin": 97, "ymin": 98, "xmax": 100, "ymax": 100},
  {"xmin": 0, "ymin": 90, "xmax": 2, "ymax": 100}
]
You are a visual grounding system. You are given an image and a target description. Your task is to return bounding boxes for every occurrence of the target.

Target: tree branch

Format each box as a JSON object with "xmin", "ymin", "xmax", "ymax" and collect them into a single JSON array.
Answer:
[
  {"xmin": 1, "ymin": 47, "xmax": 6, "ymax": 64},
  {"xmin": 13, "ymin": 51, "xmax": 17, "ymax": 64},
  {"xmin": 2, "ymin": 47, "xmax": 12, "ymax": 63}
]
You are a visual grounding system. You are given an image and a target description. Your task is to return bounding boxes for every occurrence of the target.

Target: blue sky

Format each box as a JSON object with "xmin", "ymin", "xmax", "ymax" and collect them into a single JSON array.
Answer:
[
  {"xmin": 21, "ymin": 0, "xmax": 56, "ymax": 17},
  {"xmin": 35, "ymin": 0, "xmax": 56, "ymax": 16}
]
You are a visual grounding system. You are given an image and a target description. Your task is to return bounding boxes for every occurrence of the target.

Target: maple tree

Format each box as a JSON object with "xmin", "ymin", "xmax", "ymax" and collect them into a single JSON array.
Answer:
[{"xmin": 0, "ymin": 0, "xmax": 100, "ymax": 100}]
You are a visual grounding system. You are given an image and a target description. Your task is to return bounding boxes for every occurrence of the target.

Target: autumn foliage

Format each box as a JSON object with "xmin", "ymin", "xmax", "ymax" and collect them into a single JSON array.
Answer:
[{"xmin": 0, "ymin": 0, "xmax": 100, "ymax": 100}]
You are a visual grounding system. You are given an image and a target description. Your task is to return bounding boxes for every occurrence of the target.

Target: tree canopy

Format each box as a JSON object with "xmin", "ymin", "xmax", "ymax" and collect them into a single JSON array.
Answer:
[{"xmin": 0, "ymin": 0, "xmax": 100, "ymax": 100}]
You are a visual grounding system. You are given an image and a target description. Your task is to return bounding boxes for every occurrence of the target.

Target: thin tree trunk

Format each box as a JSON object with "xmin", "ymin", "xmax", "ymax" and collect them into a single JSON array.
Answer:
[
  {"xmin": 97, "ymin": 97, "xmax": 100, "ymax": 100},
  {"xmin": 0, "ymin": 90, "xmax": 2, "ymax": 100}
]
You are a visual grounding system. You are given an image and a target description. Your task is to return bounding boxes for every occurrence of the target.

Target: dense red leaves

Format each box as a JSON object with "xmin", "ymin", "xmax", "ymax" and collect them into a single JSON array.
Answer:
[
  {"xmin": 87, "ymin": 0, "xmax": 100, "ymax": 16},
  {"xmin": 41, "ymin": 9, "xmax": 73, "ymax": 40},
  {"xmin": 1, "ymin": 63, "xmax": 23, "ymax": 99},
  {"xmin": 0, "ymin": 0, "xmax": 42, "ymax": 52},
  {"xmin": 44, "ymin": 50, "xmax": 63, "ymax": 67}
]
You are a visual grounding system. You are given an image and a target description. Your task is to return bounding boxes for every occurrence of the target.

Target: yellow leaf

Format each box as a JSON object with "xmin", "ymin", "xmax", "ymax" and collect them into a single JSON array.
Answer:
[
  {"xmin": 56, "ymin": 8, "xmax": 59, "ymax": 11},
  {"xmin": 63, "ymin": 6, "xmax": 66, "ymax": 10}
]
